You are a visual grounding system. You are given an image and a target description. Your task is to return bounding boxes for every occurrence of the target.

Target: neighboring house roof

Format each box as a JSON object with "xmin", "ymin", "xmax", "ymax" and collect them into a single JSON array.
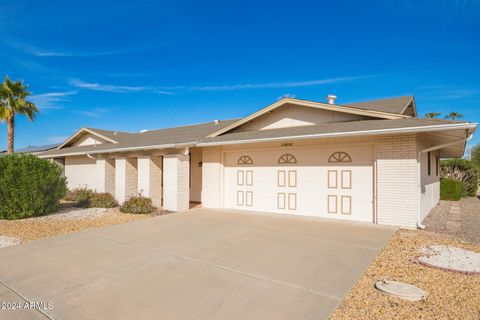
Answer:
[
  {"xmin": 198, "ymin": 118, "xmax": 475, "ymax": 146},
  {"xmin": 346, "ymin": 96, "xmax": 415, "ymax": 115},
  {"xmin": 0, "ymin": 143, "xmax": 59, "ymax": 156},
  {"xmin": 15, "ymin": 143, "xmax": 60, "ymax": 154}
]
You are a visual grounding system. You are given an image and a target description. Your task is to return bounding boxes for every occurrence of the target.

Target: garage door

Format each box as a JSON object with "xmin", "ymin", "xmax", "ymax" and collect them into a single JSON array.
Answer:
[{"xmin": 223, "ymin": 146, "xmax": 374, "ymax": 222}]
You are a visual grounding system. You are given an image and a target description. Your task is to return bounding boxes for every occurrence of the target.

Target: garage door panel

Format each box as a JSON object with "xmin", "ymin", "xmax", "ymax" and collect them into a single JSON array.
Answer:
[{"xmin": 223, "ymin": 148, "xmax": 373, "ymax": 222}]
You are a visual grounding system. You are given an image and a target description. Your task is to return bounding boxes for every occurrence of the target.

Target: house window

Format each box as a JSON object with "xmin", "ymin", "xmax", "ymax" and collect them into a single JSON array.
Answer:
[
  {"xmin": 427, "ymin": 152, "xmax": 431, "ymax": 176},
  {"xmin": 278, "ymin": 153, "xmax": 297, "ymax": 164},
  {"xmin": 328, "ymin": 151, "xmax": 352, "ymax": 163},
  {"xmin": 237, "ymin": 155, "xmax": 253, "ymax": 165},
  {"xmin": 436, "ymin": 155, "xmax": 439, "ymax": 176}
]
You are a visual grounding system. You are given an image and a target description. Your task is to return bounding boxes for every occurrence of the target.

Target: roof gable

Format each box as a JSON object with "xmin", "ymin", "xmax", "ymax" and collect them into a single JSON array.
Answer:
[
  {"xmin": 58, "ymin": 128, "xmax": 120, "ymax": 149},
  {"xmin": 207, "ymin": 97, "xmax": 410, "ymax": 138}
]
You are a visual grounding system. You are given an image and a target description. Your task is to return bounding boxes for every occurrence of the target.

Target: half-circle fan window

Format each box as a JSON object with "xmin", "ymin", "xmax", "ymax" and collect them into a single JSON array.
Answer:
[
  {"xmin": 278, "ymin": 153, "xmax": 297, "ymax": 164},
  {"xmin": 328, "ymin": 151, "xmax": 352, "ymax": 163},
  {"xmin": 238, "ymin": 155, "xmax": 253, "ymax": 165}
]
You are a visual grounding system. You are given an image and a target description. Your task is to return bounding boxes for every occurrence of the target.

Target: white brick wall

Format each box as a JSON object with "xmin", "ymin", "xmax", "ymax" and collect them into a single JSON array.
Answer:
[
  {"xmin": 163, "ymin": 154, "xmax": 190, "ymax": 211},
  {"xmin": 201, "ymin": 147, "xmax": 222, "ymax": 208},
  {"xmin": 137, "ymin": 156, "xmax": 163, "ymax": 207},
  {"xmin": 96, "ymin": 159, "xmax": 115, "ymax": 195},
  {"xmin": 375, "ymin": 134, "xmax": 418, "ymax": 228},
  {"xmin": 201, "ymin": 134, "xmax": 422, "ymax": 228}
]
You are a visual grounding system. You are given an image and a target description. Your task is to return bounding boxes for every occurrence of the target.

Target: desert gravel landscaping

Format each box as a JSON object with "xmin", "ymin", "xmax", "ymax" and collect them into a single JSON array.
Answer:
[
  {"xmin": 0, "ymin": 207, "xmax": 150, "ymax": 243},
  {"xmin": 332, "ymin": 197, "xmax": 480, "ymax": 319},
  {"xmin": 330, "ymin": 229, "xmax": 480, "ymax": 320}
]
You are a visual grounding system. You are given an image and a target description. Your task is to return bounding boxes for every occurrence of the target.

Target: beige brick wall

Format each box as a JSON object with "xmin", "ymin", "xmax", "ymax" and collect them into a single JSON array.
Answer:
[
  {"xmin": 375, "ymin": 134, "xmax": 418, "ymax": 228},
  {"xmin": 201, "ymin": 147, "xmax": 222, "ymax": 208},
  {"xmin": 115, "ymin": 157, "xmax": 138, "ymax": 204},
  {"xmin": 163, "ymin": 154, "xmax": 190, "ymax": 211}
]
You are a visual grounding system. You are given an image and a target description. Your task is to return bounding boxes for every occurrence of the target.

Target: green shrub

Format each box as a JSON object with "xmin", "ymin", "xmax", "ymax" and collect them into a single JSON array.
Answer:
[
  {"xmin": 66, "ymin": 187, "xmax": 94, "ymax": 207},
  {"xmin": 440, "ymin": 178, "xmax": 465, "ymax": 200},
  {"xmin": 440, "ymin": 159, "xmax": 479, "ymax": 197},
  {"xmin": 120, "ymin": 195, "xmax": 156, "ymax": 214},
  {"xmin": 90, "ymin": 192, "xmax": 118, "ymax": 208},
  {"xmin": 0, "ymin": 154, "xmax": 67, "ymax": 220}
]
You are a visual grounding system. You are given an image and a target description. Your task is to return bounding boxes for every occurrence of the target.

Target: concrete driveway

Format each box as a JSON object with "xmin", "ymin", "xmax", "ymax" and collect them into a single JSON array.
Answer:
[{"xmin": 0, "ymin": 209, "xmax": 395, "ymax": 320}]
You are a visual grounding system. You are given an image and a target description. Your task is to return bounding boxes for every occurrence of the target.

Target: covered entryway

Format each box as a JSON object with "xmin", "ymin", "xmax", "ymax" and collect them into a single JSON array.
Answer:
[{"xmin": 223, "ymin": 145, "xmax": 374, "ymax": 222}]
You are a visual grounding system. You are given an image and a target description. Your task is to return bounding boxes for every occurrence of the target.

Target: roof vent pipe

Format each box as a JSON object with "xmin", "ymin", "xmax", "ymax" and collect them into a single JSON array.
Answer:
[{"xmin": 327, "ymin": 94, "xmax": 337, "ymax": 104}]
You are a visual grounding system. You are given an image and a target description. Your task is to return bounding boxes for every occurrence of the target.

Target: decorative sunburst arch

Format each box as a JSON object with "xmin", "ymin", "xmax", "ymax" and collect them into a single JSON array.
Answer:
[
  {"xmin": 328, "ymin": 151, "xmax": 352, "ymax": 163},
  {"xmin": 237, "ymin": 155, "xmax": 253, "ymax": 165},
  {"xmin": 278, "ymin": 153, "xmax": 297, "ymax": 164}
]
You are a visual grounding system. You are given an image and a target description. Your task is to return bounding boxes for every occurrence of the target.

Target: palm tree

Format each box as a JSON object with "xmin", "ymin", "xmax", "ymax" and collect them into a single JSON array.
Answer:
[
  {"xmin": 444, "ymin": 112, "xmax": 463, "ymax": 120},
  {"xmin": 0, "ymin": 76, "xmax": 39, "ymax": 154},
  {"xmin": 424, "ymin": 112, "xmax": 441, "ymax": 118}
]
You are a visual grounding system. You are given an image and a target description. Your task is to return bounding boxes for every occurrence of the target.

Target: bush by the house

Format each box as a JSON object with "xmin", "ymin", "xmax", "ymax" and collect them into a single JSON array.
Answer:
[
  {"xmin": 0, "ymin": 154, "xmax": 67, "ymax": 220},
  {"xmin": 440, "ymin": 178, "xmax": 465, "ymax": 201},
  {"xmin": 90, "ymin": 192, "xmax": 118, "ymax": 208},
  {"xmin": 65, "ymin": 187, "xmax": 94, "ymax": 207},
  {"xmin": 440, "ymin": 159, "xmax": 479, "ymax": 197},
  {"xmin": 120, "ymin": 195, "xmax": 156, "ymax": 214}
]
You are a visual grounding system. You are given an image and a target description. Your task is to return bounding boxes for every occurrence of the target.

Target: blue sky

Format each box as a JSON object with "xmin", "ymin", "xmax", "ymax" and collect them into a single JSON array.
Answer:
[{"xmin": 0, "ymin": 0, "xmax": 479, "ymax": 150}]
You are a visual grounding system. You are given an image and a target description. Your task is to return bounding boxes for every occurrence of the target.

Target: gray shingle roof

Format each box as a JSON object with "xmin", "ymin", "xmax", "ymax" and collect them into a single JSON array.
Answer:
[
  {"xmin": 198, "ymin": 118, "xmax": 470, "ymax": 145},
  {"xmin": 39, "ymin": 119, "xmax": 238, "ymax": 157},
  {"xmin": 345, "ymin": 96, "xmax": 413, "ymax": 114},
  {"xmin": 37, "ymin": 95, "xmax": 475, "ymax": 158}
]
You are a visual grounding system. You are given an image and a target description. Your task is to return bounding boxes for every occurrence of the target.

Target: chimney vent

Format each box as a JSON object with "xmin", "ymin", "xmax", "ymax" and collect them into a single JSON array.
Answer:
[{"xmin": 327, "ymin": 94, "xmax": 337, "ymax": 105}]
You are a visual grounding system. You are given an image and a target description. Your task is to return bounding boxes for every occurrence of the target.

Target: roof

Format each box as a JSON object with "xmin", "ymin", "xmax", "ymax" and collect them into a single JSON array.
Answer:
[
  {"xmin": 198, "ymin": 118, "xmax": 475, "ymax": 146},
  {"xmin": 206, "ymin": 97, "xmax": 410, "ymax": 138},
  {"xmin": 37, "ymin": 95, "xmax": 476, "ymax": 158},
  {"xmin": 39, "ymin": 119, "xmax": 238, "ymax": 157},
  {"xmin": 346, "ymin": 96, "xmax": 414, "ymax": 115}
]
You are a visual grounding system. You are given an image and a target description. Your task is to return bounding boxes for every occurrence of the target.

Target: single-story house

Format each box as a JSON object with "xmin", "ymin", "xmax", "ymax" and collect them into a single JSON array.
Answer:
[{"xmin": 38, "ymin": 96, "xmax": 477, "ymax": 228}]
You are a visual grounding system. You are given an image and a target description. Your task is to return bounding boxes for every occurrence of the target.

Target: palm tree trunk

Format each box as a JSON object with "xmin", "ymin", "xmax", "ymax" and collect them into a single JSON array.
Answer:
[{"xmin": 7, "ymin": 114, "xmax": 14, "ymax": 154}]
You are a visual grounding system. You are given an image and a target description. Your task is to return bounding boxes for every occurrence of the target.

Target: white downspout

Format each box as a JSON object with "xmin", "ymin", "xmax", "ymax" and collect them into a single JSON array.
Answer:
[{"xmin": 416, "ymin": 131, "xmax": 474, "ymax": 229}]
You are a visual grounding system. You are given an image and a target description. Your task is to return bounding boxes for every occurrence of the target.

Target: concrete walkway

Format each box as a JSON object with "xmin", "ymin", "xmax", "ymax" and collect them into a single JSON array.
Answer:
[{"xmin": 0, "ymin": 209, "xmax": 395, "ymax": 320}]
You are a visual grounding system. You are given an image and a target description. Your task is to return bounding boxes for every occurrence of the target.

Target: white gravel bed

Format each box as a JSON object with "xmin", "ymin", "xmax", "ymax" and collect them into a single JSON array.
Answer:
[
  {"xmin": 0, "ymin": 235, "xmax": 21, "ymax": 248},
  {"xmin": 41, "ymin": 207, "xmax": 108, "ymax": 220},
  {"xmin": 417, "ymin": 245, "xmax": 480, "ymax": 274}
]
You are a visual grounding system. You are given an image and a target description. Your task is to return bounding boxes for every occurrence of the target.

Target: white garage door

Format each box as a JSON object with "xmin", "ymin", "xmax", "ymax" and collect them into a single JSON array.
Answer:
[{"xmin": 223, "ymin": 146, "xmax": 374, "ymax": 222}]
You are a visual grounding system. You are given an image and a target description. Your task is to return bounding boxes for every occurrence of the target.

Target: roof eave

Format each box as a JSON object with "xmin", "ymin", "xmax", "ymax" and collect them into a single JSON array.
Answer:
[{"xmin": 198, "ymin": 123, "xmax": 477, "ymax": 147}]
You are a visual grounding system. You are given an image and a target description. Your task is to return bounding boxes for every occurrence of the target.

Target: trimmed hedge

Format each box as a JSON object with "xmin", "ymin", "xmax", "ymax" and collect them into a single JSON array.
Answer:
[
  {"xmin": 90, "ymin": 192, "xmax": 118, "ymax": 208},
  {"xmin": 0, "ymin": 154, "xmax": 67, "ymax": 220},
  {"xmin": 440, "ymin": 178, "xmax": 465, "ymax": 201},
  {"xmin": 120, "ymin": 195, "xmax": 156, "ymax": 214},
  {"xmin": 440, "ymin": 159, "xmax": 479, "ymax": 197}
]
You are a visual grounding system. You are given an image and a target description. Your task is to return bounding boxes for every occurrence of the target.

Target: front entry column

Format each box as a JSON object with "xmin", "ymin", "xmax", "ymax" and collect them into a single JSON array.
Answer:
[
  {"xmin": 137, "ymin": 156, "xmax": 163, "ymax": 207},
  {"xmin": 96, "ymin": 159, "xmax": 115, "ymax": 195},
  {"xmin": 163, "ymin": 154, "xmax": 190, "ymax": 212},
  {"xmin": 115, "ymin": 157, "xmax": 138, "ymax": 204}
]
